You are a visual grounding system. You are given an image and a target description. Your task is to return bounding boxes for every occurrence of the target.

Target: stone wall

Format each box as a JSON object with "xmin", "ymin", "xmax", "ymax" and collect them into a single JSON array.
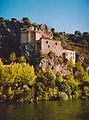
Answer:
[
  {"xmin": 31, "ymin": 24, "xmax": 53, "ymax": 39},
  {"xmin": 40, "ymin": 38, "xmax": 63, "ymax": 56},
  {"xmin": 36, "ymin": 32, "xmax": 42, "ymax": 40},
  {"xmin": 39, "ymin": 38, "xmax": 76, "ymax": 64}
]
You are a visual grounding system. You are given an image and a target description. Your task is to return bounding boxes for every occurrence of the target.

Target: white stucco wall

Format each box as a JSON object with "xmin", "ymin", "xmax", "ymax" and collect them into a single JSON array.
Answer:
[{"xmin": 63, "ymin": 49, "xmax": 75, "ymax": 63}]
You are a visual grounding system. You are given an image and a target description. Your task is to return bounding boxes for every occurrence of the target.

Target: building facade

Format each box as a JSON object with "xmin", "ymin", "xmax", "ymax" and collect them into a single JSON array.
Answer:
[{"xmin": 20, "ymin": 25, "xmax": 76, "ymax": 68}]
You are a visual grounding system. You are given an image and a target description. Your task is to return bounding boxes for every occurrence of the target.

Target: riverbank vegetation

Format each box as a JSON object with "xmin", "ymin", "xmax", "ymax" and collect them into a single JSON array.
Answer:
[{"xmin": 0, "ymin": 58, "xmax": 89, "ymax": 103}]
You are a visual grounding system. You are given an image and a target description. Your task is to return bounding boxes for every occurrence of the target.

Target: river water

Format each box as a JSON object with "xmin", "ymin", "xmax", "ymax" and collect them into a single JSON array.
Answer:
[{"xmin": 0, "ymin": 100, "xmax": 89, "ymax": 120}]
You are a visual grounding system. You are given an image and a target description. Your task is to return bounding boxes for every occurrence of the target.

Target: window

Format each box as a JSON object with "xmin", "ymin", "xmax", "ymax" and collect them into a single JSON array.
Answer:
[
  {"xmin": 46, "ymin": 41, "xmax": 48, "ymax": 44},
  {"xmin": 50, "ymin": 57, "xmax": 52, "ymax": 59},
  {"xmin": 48, "ymin": 45, "xmax": 50, "ymax": 48},
  {"xmin": 52, "ymin": 66, "xmax": 54, "ymax": 70},
  {"xmin": 55, "ymin": 42, "xmax": 57, "ymax": 45},
  {"xmin": 34, "ymin": 27, "xmax": 36, "ymax": 30},
  {"xmin": 48, "ymin": 62, "xmax": 51, "ymax": 66}
]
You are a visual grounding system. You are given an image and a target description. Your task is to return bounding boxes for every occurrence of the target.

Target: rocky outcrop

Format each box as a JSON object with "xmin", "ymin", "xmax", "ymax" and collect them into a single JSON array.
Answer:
[
  {"xmin": 38, "ymin": 24, "xmax": 53, "ymax": 39},
  {"xmin": 39, "ymin": 51, "xmax": 73, "ymax": 75}
]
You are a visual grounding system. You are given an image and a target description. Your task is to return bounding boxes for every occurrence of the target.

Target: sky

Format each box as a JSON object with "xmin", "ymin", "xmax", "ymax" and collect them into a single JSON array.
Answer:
[{"xmin": 0, "ymin": 0, "xmax": 89, "ymax": 33}]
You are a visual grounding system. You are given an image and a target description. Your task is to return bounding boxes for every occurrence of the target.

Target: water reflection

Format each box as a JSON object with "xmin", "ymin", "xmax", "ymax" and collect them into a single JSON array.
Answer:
[{"xmin": 0, "ymin": 100, "xmax": 89, "ymax": 120}]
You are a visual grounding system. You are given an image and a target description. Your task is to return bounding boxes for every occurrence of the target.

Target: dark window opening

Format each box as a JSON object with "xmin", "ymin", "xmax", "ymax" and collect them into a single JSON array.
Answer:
[
  {"xmin": 62, "ymin": 52, "xmax": 66, "ymax": 59},
  {"xmin": 34, "ymin": 27, "xmax": 36, "ymax": 30},
  {"xmin": 48, "ymin": 62, "xmax": 51, "ymax": 66},
  {"xmin": 55, "ymin": 42, "xmax": 57, "ymax": 45},
  {"xmin": 52, "ymin": 66, "xmax": 54, "ymax": 70},
  {"xmin": 48, "ymin": 45, "xmax": 50, "ymax": 48},
  {"xmin": 46, "ymin": 41, "xmax": 48, "ymax": 44}
]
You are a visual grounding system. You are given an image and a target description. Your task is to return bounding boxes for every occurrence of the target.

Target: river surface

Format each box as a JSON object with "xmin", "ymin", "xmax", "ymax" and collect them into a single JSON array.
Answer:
[{"xmin": 0, "ymin": 100, "xmax": 89, "ymax": 120}]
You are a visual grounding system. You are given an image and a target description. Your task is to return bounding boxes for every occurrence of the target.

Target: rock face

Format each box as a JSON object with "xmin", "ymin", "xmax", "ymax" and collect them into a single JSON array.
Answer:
[
  {"xmin": 39, "ymin": 51, "xmax": 73, "ymax": 75},
  {"xmin": 29, "ymin": 24, "xmax": 53, "ymax": 39},
  {"xmin": 39, "ymin": 24, "xmax": 53, "ymax": 39}
]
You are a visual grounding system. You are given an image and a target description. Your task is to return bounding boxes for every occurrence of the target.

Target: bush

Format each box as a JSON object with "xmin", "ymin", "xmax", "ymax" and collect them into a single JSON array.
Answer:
[
  {"xmin": 67, "ymin": 59, "xmax": 74, "ymax": 69},
  {"xmin": 0, "ymin": 61, "xmax": 36, "ymax": 102},
  {"xmin": 58, "ymin": 92, "xmax": 68, "ymax": 100},
  {"xmin": 75, "ymin": 62, "xmax": 84, "ymax": 73}
]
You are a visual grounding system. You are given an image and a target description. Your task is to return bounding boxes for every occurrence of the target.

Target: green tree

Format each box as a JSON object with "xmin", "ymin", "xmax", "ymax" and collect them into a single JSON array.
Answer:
[
  {"xmin": 51, "ymin": 28, "xmax": 55, "ymax": 33},
  {"xmin": 22, "ymin": 17, "xmax": 31, "ymax": 27},
  {"xmin": 75, "ymin": 62, "xmax": 84, "ymax": 73},
  {"xmin": 64, "ymin": 75, "xmax": 81, "ymax": 98},
  {"xmin": 67, "ymin": 59, "xmax": 74, "ymax": 69},
  {"xmin": 83, "ymin": 32, "xmax": 89, "ymax": 37},
  {"xmin": 10, "ymin": 52, "xmax": 16, "ymax": 62},
  {"xmin": 35, "ymin": 70, "xmax": 57, "ymax": 100},
  {"xmin": 81, "ymin": 39, "xmax": 88, "ymax": 53},
  {"xmin": 75, "ymin": 31, "xmax": 81, "ymax": 36},
  {"xmin": 81, "ymin": 72, "xmax": 89, "ymax": 83},
  {"xmin": 0, "ymin": 17, "xmax": 4, "ymax": 26},
  {"xmin": 0, "ymin": 62, "xmax": 36, "ymax": 102},
  {"xmin": 0, "ymin": 58, "xmax": 3, "ymax": 69},
  {"xmin": 18, "ymin": 56, "xmax": 26, "ymax": 64},
  {"xmin": 11, "ymin": 18, "xmax": 17, "ymax": 22}
]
